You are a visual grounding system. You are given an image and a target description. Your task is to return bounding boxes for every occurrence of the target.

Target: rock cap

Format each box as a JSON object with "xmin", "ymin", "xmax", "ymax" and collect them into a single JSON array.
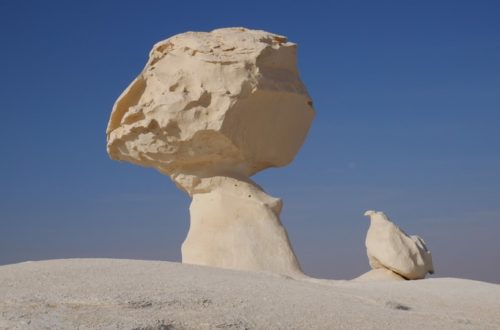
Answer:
[{"xmin": 106, "ymin": 27, "xmax": 315, "ymax": 181}]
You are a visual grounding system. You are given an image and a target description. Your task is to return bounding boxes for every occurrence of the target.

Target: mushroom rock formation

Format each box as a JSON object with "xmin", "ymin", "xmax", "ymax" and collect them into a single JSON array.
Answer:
[
  {"xmin": 361, "ymin": 210, "xmax": 434, "ymax": 280},
  {"xmin": 106, "ymin": 28, "xmax": 314, "ymax": 276}
]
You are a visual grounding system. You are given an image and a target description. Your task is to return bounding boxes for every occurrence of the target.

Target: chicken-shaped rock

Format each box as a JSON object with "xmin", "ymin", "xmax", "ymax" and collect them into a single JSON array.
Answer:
[{"xmin": 363, "ymin": 210, "xmax": 434, "ymax": 280}]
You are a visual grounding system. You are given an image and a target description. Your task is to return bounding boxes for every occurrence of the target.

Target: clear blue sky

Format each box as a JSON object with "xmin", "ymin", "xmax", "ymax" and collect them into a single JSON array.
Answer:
[{"xmin": 1, "ymin": 0, "xmax": 499, "ymax": 283}]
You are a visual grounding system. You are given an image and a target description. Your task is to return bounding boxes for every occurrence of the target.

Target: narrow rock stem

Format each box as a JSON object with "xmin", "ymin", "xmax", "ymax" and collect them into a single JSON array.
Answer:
[{"xmin": 177, "ymin": 175, "xmax": 304, "ymax": 276}]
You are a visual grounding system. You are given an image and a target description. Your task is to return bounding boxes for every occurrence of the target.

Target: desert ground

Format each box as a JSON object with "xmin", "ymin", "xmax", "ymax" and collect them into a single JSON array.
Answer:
[{"xmin": 1, "ymin": 259, "xmax": 499, "ymax": 329}]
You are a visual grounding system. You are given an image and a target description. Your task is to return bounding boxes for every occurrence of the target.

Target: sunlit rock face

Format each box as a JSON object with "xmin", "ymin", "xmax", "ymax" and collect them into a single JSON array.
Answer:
[
  {"xmin": 106, "ymin": 27, "xmax": 314, "ymax": 194},
  {"xmin": 106, "ymin": 28, "xmax": 314, "ymax": 276},
  {"xmin": 362, "ymin": 210, "xmax": 434, "ymax": 280}
]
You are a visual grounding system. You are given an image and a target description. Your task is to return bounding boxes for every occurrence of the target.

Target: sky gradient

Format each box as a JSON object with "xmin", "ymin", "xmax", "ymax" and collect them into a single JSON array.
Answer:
[{"xmin": 1, "ymin": 0, "xmax": 499, "ymax": 283}]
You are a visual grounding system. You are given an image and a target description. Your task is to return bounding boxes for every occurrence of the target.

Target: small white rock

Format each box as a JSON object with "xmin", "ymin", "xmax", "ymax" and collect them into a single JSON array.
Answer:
[{"xmin": 363, "ymin": 210, "xmax": 434, "ymax": 280}]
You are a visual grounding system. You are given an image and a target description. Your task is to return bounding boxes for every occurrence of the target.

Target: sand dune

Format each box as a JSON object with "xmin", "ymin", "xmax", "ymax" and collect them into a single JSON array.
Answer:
[{"xmin": 1, "ymin": 259, "xmax": 499, "ymax": 329}]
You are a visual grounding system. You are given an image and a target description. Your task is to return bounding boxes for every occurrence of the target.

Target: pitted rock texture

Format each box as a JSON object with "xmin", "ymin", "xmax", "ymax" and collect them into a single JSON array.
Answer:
[
  {"xmin": 106, "ymin": 28, "xmax": 313, "ymax": 275},
  {"xmin": 106, "ymin": 27, "xmax": 315, "ymax": 184}
]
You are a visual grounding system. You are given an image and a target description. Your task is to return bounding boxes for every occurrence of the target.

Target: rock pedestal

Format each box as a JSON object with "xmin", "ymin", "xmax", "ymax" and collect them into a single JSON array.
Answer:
[{"xmin": 182, "ymin": 176, "xmax": 302, "ymax": 275}]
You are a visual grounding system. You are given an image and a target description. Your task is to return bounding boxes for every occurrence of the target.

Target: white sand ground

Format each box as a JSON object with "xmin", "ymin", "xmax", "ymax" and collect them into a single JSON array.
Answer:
[{"xmin": 0, "ymin": 259, "xmax": 499, "ymax": 329}]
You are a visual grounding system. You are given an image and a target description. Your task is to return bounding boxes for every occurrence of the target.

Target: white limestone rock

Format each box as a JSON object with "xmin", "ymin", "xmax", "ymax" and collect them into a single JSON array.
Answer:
[
  {"xmin": 106, "ymin": 27, "xmax": 314, "ymax": 193},
  {"xmin": 3, "ymin": 259, "xmax": 500, "ymax": 329},
  {"xmin": 106, "ymin": 28, "xmax": 313, "ymax": 276},
  {"xmin": 363, "ymin": 210, "xmax": 434, "ymax": 280},
  {"xmin": 182, "ymin": 176, "xmax": 302, "ymax": 275}
]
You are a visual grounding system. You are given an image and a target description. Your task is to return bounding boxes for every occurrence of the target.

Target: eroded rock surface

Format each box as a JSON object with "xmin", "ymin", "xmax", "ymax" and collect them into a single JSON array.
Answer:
[
  {"xmin": 362, "ymin": 210, "xmax": 434, "ymax": 280},
  {"xmin": 107, "ymin": 27, "xmax": 314, "ymax": 194},
  {"xmin": 182, "ymin": 176, "xmax": 302, "ymax": 275},
  {"xmin": 106, "ymin": 28, "xmax": 314, "ymax": 276}
]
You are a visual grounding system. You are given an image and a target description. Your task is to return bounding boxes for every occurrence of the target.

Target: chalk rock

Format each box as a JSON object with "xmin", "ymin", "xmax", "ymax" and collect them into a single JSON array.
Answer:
[
  {"xmin": 106, "ymin": 28, "xmax": 314, "ymax": 276},
  {"xmin": 106, "ymin": 27, "xmax": 314, "ymax": 194},
  {"xmin": 182, "ymin": 176, "xmax": 302, "ymax": 275},
  {"xmin": 353, "ymin": 268, "xmax": 406, "ymax": 281},
  {"xmin": 363, "ymin": 210, "xmax": 434, "ymax": 280}
]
